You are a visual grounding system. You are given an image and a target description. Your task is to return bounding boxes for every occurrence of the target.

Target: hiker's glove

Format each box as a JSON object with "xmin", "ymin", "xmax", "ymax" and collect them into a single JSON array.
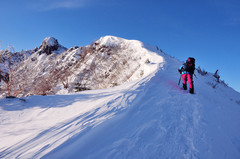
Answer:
[{"xmin": 178, "ymin": 69, "xmax": 182, "ymax": 74}]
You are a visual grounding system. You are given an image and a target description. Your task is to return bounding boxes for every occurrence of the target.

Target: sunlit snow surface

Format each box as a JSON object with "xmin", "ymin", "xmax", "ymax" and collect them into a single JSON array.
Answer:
[{"xmin": 1, "ymin": 37, "xmax": 240, "ymax": 159}]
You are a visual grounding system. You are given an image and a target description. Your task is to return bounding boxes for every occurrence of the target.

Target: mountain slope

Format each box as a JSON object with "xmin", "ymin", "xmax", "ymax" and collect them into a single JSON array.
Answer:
[
  {"xmin": 0, "ymin": 37, "xmax": 240, "ymax": 159},
  {"xmin": 1, "ymin": 36, "xmax": 162, "ymax": 97},
  {"xmin": 45, "ymin": 50, "xmax": 240, "ymax": 159}
]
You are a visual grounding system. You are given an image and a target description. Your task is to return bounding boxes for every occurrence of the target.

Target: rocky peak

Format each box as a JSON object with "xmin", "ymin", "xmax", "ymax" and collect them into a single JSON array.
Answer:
[{"xmin": 38, "ymin": 37, "xmax": 66, "ymax": 55}]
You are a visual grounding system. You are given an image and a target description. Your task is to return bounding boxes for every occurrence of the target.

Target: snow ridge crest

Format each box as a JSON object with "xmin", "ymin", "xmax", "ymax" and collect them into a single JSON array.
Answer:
[{"xmin": 0, "ymin": 35, "xmax": 163, "ymax": 98}]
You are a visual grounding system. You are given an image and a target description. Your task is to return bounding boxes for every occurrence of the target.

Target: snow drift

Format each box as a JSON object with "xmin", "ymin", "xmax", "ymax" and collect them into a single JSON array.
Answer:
[{"xmin": 0, "ymin": 36, "xmax": 240, "ymax": 159}]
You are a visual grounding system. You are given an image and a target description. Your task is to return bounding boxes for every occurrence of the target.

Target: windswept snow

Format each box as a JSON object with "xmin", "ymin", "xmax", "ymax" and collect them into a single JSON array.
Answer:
[{"xmin": 1, "ymin": 36, "xmax": 240, "ymax": 159}]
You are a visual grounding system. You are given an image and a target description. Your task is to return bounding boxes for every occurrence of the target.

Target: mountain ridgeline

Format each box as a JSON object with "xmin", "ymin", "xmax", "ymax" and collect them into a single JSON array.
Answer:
[{"xmin": 0, "ymin": 36, "xmax": 162, "ymax": 98}]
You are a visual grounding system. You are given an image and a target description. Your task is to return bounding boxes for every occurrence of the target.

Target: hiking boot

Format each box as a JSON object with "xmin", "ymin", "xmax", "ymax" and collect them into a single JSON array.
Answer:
[
  {"xmin": 183, "ymin": 84, "xmax": 187, "ymax": 90},
  {"xmin": 189, "ymin": 88, "xmax": 194, "ymax": 94}
]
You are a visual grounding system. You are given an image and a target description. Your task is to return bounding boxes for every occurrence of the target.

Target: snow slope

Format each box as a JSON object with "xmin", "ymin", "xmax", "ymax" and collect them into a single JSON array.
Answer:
[{"xmin": 1, "ymin": 37, "xmax": 240, "ymax": 159}]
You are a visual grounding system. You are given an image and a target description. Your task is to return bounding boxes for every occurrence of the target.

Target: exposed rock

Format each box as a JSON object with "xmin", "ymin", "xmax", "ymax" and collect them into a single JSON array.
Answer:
[{"xmin": 38, "ymin": 37, "xmax": 67, "ymax": 55}]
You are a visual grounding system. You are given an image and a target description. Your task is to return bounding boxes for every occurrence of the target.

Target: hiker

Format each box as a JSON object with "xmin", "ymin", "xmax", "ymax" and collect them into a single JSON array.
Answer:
[{"xmin": 178, "ymin": 57, "xmax": 195, "ymax": 94}]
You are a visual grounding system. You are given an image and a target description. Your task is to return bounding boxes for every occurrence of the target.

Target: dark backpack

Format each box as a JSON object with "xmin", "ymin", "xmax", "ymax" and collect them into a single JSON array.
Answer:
[
  {"xmin": 188, "ymin": 57, "xmax": 195, "ymax": 66},
  {"xmin": 183, "ymin": 57, "xmax": 195, "ymax": 74}
]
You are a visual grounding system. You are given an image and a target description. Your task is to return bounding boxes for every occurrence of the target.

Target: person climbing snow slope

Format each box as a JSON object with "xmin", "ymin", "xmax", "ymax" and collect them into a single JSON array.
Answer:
[{"xmin": 178, "ymin": 57, "xmax": 195, "ymax": 94}]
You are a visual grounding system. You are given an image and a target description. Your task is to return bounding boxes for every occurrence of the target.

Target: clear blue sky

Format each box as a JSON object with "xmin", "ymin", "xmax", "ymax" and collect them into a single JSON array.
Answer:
[{"xmin": 0, "ymin": 0, "xmax": 239, "ymax": 92}]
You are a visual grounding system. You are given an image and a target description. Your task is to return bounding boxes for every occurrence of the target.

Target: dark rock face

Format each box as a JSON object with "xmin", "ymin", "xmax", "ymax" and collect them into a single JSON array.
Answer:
[{"xmin": 38, "ymin": 37, "xmax": 60, "ymax": 55}]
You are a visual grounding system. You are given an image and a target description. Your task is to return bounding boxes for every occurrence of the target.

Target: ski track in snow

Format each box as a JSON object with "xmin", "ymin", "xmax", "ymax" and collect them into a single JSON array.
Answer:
[{"xmin": 1, "ymin": 39, "xmax": 240, "ymax": 158}]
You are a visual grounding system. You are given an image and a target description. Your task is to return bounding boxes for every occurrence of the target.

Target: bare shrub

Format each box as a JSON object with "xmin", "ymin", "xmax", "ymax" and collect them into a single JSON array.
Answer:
[
  {"xmin": 0, "ymin": 48, "xmax": 25, "ymax": 97},
  {"xmin": 31, "ymin": 76, "xmax": 54, "ymax": 95},
  {"xmin": 74, "ymin": 83, "xmax": 90, "ymax": 92},
  {"xmin": 196, "ymin": 66, "xmax": 207, "ymax": 76},
  {"xmin": 213, "ymin": 69, "xmax": 220, "ymax": 83}
]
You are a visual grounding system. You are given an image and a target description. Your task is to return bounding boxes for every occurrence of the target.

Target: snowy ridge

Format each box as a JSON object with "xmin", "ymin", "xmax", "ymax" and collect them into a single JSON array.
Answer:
[
  {"xmin": 1, "ymin": 36, "xmax": 240, "ymax": 159},
  {"xmin": 0, "ymin": 36, "xmax": 163, "ymax": 98}
]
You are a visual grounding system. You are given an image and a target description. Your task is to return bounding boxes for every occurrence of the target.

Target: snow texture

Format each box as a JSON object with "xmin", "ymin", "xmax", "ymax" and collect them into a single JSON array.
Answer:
[
  {"xmin": 1, "ymin": 36, "xmax": 240, "ymax": 159},
  {"xmin": 44, "ymin": 37, "xmax": 58, "ymax": 47}
]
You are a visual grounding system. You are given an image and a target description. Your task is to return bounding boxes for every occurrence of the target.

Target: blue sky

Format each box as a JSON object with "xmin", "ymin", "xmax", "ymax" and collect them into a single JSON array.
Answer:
[{"xmin": 0, "ymin": 0, "xmax": 240, "ymax": 92}]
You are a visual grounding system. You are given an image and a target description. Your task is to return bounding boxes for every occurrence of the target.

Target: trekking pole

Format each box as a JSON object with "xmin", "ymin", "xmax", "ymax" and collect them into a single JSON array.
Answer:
[
  {"xmin": 178, "ymin": 75, "xmax": 182, "ymax": 85},
  {"xmin": 194, "ymin": 74, "xmax": 198, "ymax": 79}
]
